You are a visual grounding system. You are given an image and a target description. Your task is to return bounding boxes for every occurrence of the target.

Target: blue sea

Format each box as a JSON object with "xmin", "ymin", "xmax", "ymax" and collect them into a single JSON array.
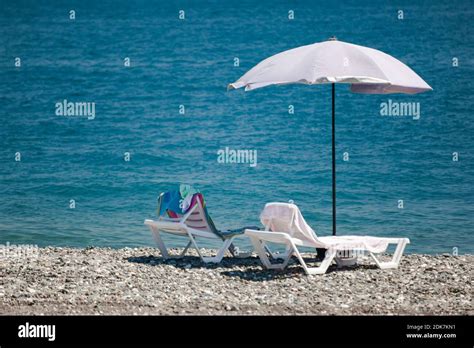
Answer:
[{"xmin": 1, "ymin": 0, "xmax": 473, "ymax": 254}]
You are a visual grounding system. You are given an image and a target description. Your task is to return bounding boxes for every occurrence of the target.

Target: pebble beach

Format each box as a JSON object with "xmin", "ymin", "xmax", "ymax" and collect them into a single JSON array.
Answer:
[{"xmin": 0, "ymin": 247, "xmax": 472, "ymax": 315}]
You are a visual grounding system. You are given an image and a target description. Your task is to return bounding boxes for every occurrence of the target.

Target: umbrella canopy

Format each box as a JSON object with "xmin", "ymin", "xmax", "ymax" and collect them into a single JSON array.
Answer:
[
  {"xmin": 228, "ymin": 39, "xmax": 432, "ymax": 94},
  {"xmin": 228, "ymin": 38, "xmax": 432, "ymax": 238}
]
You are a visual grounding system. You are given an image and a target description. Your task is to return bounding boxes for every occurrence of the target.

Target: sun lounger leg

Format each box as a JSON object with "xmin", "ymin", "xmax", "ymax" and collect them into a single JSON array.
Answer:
[
  {"xmin": 250, "ymin": 237, "xmax": 271, "ymax": 268},
  {"xmin": 201, "ymin": 238, "xmax": 234, "ymax": 263},
  {"xmin": 180, "ymin": 241, "xmax": 192, "ymax": 257},
  {"xmin": 249, "ymin": 236, "xmax": 288, "ymax": 270},
  {"xmin": 264, "ymin": 244, "xmax": 292, "ymax": 260},
  {"xmin": 183, "ymin": 230, "xmax": 207, "ymax": 261},
  {"xmin": 228, "ymin": 243, "xmax": 253, "ymax": 258},
  {"xmin": 279, "ymin": 248, "xmax": 294, "ymax": 269},
  {"xmin": 370, "ymin": 238, "xmax": 409, "ymax": 269},
  {"xmin": 292, "ymin": 244, "xmax": 336, "ymax": 275},
  {"xmin": 149, "ymin": 225, "xmax": 171, "ymax": 259}
]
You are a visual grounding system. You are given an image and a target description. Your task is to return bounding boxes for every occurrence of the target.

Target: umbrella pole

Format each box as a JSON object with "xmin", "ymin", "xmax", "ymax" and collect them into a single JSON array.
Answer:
[
  {"xmin": 332, "ymin": 83, "xmax": 336, "ymax": 236},
  {"xmin": 317, "ymin": 83, "xmax": 337, "ymax": 260}
]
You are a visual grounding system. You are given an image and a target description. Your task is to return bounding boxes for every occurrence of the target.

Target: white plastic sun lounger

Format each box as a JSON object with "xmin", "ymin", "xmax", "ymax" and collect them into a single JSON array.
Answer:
[
  {"xmin": 245, "ymin": 202, "xmax": 410, "ymax": 275},
  {"xmin": 144, "ymin": 194, "xmax": 251, "ymax": 264}
]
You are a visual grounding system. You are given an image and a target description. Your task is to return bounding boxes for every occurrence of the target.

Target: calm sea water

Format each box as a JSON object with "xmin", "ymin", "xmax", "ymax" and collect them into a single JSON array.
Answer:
[{"xmin": 1, "ymin": 0, "xmax": 473, "ymax": 254}]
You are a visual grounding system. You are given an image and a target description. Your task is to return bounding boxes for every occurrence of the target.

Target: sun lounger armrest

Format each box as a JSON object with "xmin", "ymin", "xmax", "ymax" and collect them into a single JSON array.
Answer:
[
  {"xmin": 144, "ymin": 219, "xmax": 186, "ymax": 230},
  {"xmin": 385, "ymin": 237, "xmax": 410, "ymax": 244},
  {"xmin": 158, "ymin": 217, "xmax": 182, "ymax": 222},
  {"xmin": 219, "ymin": 225, "xmax": 262, "ymax": 239},
  {"xmin": 244, "ymin": 229, "xmax": 293, "ymax": 242}
]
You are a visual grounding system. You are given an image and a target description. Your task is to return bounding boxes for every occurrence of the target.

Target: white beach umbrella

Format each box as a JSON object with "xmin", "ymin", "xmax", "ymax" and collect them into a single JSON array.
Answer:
[{"xmin": 229, "ymin": 38, "xmax": 432, "ymax": 236}]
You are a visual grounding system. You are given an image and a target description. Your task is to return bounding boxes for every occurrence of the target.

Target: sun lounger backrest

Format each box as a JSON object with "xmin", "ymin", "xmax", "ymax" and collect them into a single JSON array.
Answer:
[
  {"xmin": 157, "ymin": 187, "xmax": 223, "ymax": 239},
  {"xmin": 183, "ymin": 194, "xmax": 214, "ymax": 232},
  {"xmin": 260, "ymin": 203, "xmax": 320, "ymax": 245}
]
